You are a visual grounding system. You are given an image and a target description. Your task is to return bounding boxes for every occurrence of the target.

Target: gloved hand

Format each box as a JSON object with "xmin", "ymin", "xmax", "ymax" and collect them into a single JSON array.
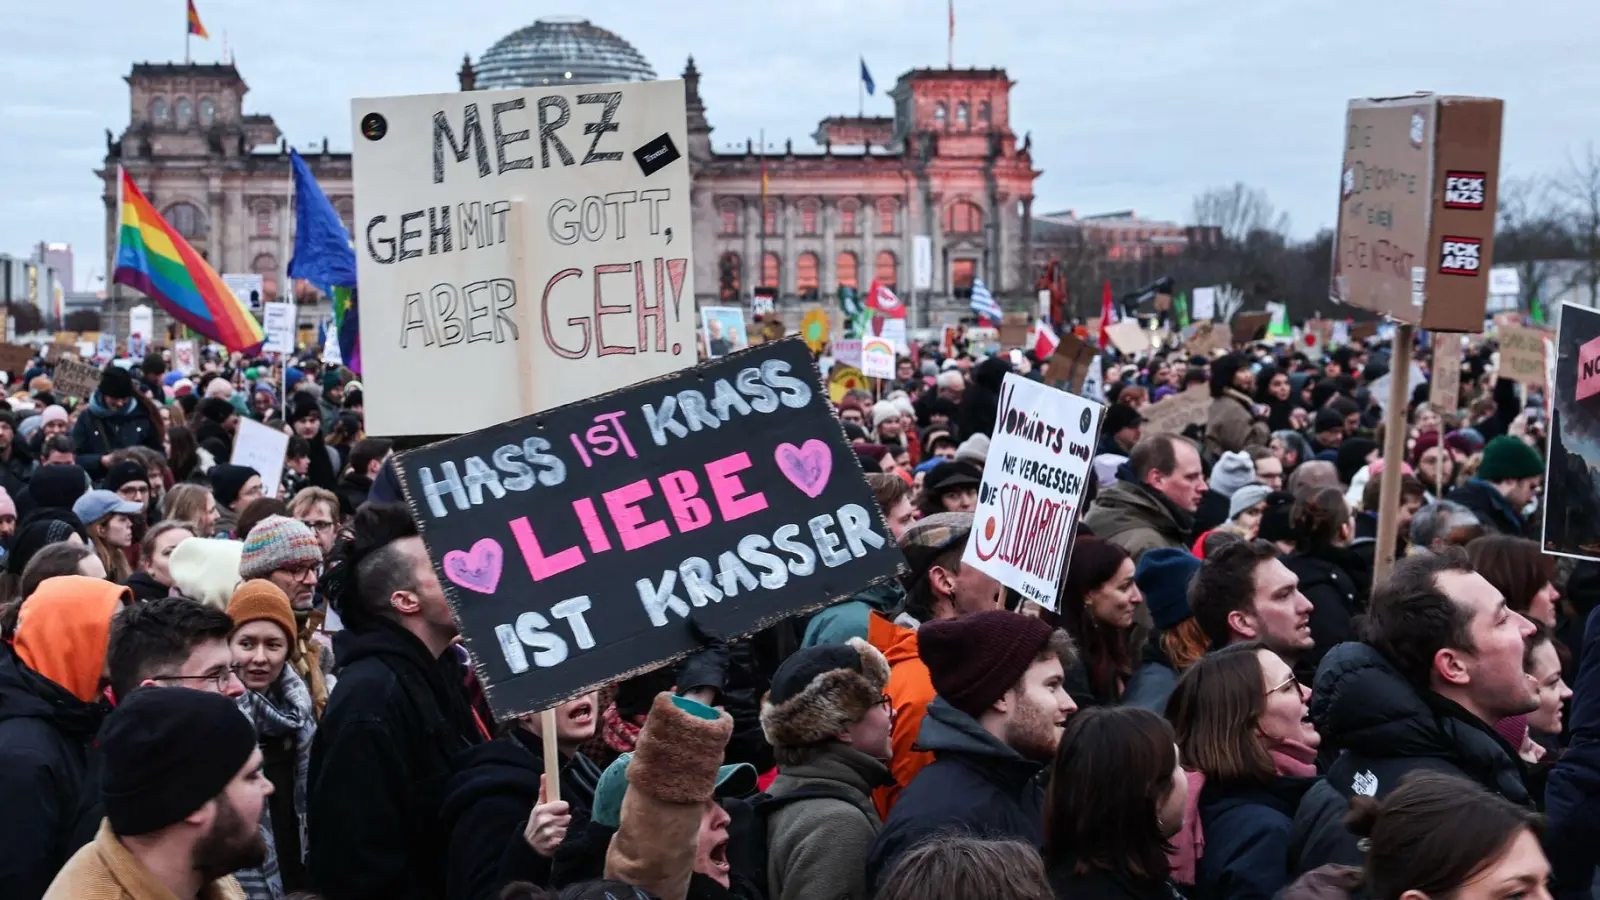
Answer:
[{"xmin": 675, "ymin": 615, "xmax": 729, "ymax": 702}]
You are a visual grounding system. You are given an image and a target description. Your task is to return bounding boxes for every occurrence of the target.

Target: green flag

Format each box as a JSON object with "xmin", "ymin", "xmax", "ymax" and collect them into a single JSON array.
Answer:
[
  {"xmin": 1530, "ymin": 292, "xmax": 1545, "ymax": 325},
  {"xmin": 1175, "ymin": 292, "xmax": 1190, "ymax": 328}
]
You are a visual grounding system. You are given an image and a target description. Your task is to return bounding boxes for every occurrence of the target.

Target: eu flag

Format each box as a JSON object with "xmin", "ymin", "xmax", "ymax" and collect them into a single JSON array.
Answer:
[{"xmin": 860, "ymin": 58, "xmax": 875, "ymax": 96}]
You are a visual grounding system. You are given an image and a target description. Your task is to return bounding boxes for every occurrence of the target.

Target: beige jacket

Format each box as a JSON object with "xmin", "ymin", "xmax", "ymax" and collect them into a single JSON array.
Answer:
[{"xmin": 43, "ymin": 820, "xmax": 245, "ymax": 900}]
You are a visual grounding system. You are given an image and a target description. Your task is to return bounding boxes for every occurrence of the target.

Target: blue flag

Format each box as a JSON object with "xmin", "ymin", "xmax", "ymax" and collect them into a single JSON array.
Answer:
[
  {"xmin": 287, "ymin": 149, "xmax": 357, "ymax": 294},
  {"xmin": 860, "ymin": 57, "xmax": 875, "ymax": 95}
]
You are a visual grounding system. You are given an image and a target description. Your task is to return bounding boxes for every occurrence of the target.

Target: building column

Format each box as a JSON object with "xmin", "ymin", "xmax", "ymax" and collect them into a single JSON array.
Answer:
[
  {"xmin": 990, "ymin": 193, "xmax": 1006, "ymax": 293},
  {"xmin": 780, "ymin": 197, "xmax": 796, "ymax": 300},
  {"xmin": 1020, "ymin": 195, "xmax": 1034, "ymax": 300},
  {"xmin": 860, "ymin": 197, "xmax": 876, "ymax": 289},
  {"xmin": 928, "ymin": 192, "xmax": 945, "ymax": 301},
  {"xmin": 742, "ymin": 196, "xmax": 759, "ymax": 296},
  {"xmin": 821, "ymin": 199, "xmax": 837, "ymax": 299}
]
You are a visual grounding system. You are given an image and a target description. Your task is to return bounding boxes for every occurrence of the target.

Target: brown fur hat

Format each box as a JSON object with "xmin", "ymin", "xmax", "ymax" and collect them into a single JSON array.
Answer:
[{"xmin": 760, "ymin": 637, "xmax": 890, "ymax": 749}]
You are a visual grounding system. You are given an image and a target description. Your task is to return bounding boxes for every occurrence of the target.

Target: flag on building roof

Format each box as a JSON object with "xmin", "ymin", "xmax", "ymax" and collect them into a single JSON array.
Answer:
[
  {"xmin": 970, "ymin": 277, "xmax": 1002, "ymax": 323},
  {"xmin": 113, "ymin": 167, "xmax": 263, "ymax": 354},
  {"xmin": 287, "ymin": 149, "xmax": 360, "ymax": 373},
  {"xmin": 860, "ymin": 58, "xmax": 875, "ymax": 95},
  {"xmin": 187, "ymin": 0, "xmax": 208, "ymax": 38}
]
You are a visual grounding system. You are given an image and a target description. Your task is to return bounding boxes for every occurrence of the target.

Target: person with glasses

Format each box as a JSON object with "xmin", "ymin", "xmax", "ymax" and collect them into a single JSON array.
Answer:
[
  {"xmin": 240, "ymin": 515, "xmax": 332, "ymax": 717},
  {"xmin": 289, "ymin": 486, "xmax": 342, "ymax": 559},
  {"xmin": 758, "ymin": 639, "xmax": 895, "ymax": 900},
  {"xmin": 1163, "ymin": 642, "xmax": 1321, "ymax": 900},
  {"xmin": 106, "ymin": 595, "xmax": 245, "ymax": 702}
]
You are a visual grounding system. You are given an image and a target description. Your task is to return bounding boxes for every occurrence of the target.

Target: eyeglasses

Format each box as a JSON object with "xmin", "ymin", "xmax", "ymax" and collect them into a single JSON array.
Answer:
[
  {"xmin": 119, "ymin": 485, "xmax": 151, "ymax": 499},
  {"xmin": 154, "ymin": 662, "xmax": 244, "ymax": 691},
  {"xmin": 1266, "ymin": 673, "xmax": 1299, "ymax": 697},
  {"xmin": 303, "ymin": 520, "xmax": 337, "ymax": 533},
  {"xmin": 878, "ymin": 693, "xmax": 893, "ymax": 711}
]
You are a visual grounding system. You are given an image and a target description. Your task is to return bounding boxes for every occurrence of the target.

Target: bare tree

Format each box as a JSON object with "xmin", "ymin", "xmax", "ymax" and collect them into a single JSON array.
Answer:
[
  {"xmin": 1555, "ymin": 145, "xmax": 1600, "ymax": 304},
  {"xmin": 1192, "ymin": 183, "xmax": 1291, "ymax": 244},
  {"xmin": 1214, "ymin": 284, "xmax": 1246, "ymax": 322},
  {"xmin": 1497, "ymin": 175, "xmax": 1576, "ymax": 316}
]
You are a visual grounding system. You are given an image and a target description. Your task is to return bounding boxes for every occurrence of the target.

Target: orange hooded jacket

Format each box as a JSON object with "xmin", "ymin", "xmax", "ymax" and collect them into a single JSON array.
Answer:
[
  {"xmin": 866, "ymin": 611, "xmax": 936, "ymax": 819},
  {"xmin": 13, "ymin": 576, "xmax": 130, "ymax": 702}
]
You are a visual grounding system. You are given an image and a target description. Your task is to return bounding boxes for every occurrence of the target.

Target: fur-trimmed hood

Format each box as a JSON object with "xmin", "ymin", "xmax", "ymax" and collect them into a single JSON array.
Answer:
[{"xmin": 761, "ymin": 637, "xmax": 890, "ymax": 749}]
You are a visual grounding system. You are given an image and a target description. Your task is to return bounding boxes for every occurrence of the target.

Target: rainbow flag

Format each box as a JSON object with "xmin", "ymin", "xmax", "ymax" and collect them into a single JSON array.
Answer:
[
  {"xmin": 187, "ymin": 0, "xmax": 208, "ymax": 38},
  {"xmin": 112, "ymin": 168, "xmax": 264, "ymax": 354}
]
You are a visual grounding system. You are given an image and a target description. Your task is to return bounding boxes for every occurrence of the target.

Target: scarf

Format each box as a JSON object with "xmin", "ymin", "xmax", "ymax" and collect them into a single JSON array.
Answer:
[
  {"xmin": 601, "ymin": 701, "xmax": 644, "ymax": 755},
  {"xmin": 1168, "ymin": 739, "xmax": 1320, "ymax": 885},
  {"xmin": 233, "ymin": 666, "xmax": 317, "ymax": 900}
]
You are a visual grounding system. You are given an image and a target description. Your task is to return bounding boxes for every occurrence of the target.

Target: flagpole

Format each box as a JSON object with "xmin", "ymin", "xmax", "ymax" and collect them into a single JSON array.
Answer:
[
  {"xmin": 948, "ymin": 0, "xmax": 955, "ymax": 69},
  {"xmin": 758, "ymin": 128, "xmax": 766, "ymax": 302}
]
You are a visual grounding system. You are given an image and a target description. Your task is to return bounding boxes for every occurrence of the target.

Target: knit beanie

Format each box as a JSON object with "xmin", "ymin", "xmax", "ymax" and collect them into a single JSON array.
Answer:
[
  {"xmin": 1134, "ymin": 548, "xmax": 1200, "ymax": 631},
  {"xmin": 1313, "ymin": 407, "xmax": 1344, "ymax": 433},
  {"xmin": 99, "ymin": 686, "xmax": 258, "ymax": 836},
  {"xmin": 1494, "ymin": 713, "xmax": 1530, "ymax": 751},
  {"xmin": 0, "ymin": 486, "xmax": 17, "ymax": 520},
  {"xmin": 917, "ymin": 610, "xmax": 1057, "ymax": 719},
  {"xmin": 168, "ymin": 538, "xmax": 244, "ymax": 609},
  {"xmin": 1256, "ymin": 491, "xmax": 1299, "ymax": 544},
  {"xmin": 871, "ymin": 400, "xmax": 900, "ymax": 429},
  {"xmin": 288, "ymin": 391, "xmax": 321, "ymax": 424},
  {"xmin": 39, "ymin": 404, "xmax": 67, "ymax": 426},
  {"xmin": 760, "ymin": 638, "xmax": 890, "ymax": 749},
  {"xmin": 1477, "ymin": 436, "xmax": 1545, "ymax": 482},
  {"xmin": 954, "ymin": 433, "xmax": 990, "ymax": 467},
  {"xmin": 1229, "ymin": 484, "xmax": 1274, "ymax": 521},
  {"xmin": 1410, "ymin": 429, "xmax": 1442, "ymax": 469},
  {"xmin": 30, "ymin": 464, "xmax": 89, "ymax": 510},
  {"xmin": 1209, "ymin": 451, "xmax": 1257, "ymax": 497},
  {"xmin": 98, "ymin": 364, "xmax": 135, "ymax": 400},
  {"xmin": 105, "ymin": 460, "xmax": 149, "ymax": 494},
  {"xmin": 239, "ymin": 515, "xmax": 323, "ymax": 579},
  {"xmin": 227, "ymin": 579, "xmax": 296, "ymax": 643},
  {"xmin": 6, "ymin": 517, "xmax": 84, "ymax": 576},
  {"xmin": 211, "ymin": 464, "xmax": 258, "ymax": 508}
]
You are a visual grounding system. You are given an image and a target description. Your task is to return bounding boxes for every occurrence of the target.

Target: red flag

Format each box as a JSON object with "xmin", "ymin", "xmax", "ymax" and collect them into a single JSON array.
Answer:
[
  {"xmin": 1031, "ymin": 319, "xmax": 1059, "ymax": 359},
  {"xmin": 866, "ymin": 280, "xmax": 905, "ymax": 319},
  {"xmin": 1098, "ymin": 280, "xmax": 1116, "ymax": 348}
]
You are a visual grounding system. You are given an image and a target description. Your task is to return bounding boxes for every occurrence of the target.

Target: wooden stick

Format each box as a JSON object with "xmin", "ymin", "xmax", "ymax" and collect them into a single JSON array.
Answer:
[
  {"xmin": 506, "ymin": 198, "xmax": 562, "ymax": 805},
  {"xmin": 1373, "ymin": 323, "xmax": 1414, "ymax": 585}
]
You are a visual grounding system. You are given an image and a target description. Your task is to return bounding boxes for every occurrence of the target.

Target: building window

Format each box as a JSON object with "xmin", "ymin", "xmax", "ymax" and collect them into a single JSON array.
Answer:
[
  {"xmin": 718, "ymin": 252, "xmax": 742, "ymax": 303},
  {"xmin": 763, "ymin": 200, "xmax": 778, "ymax": 235},
  {"xmin": 199, "ymin": 97, "xmax": 216, "ymax": 126},
  {"xmin": 800, "ymin": 202, "xmax": 818, "ymax": 235},
  {"xmin": 978, "ymin": 101, "xmax": 991, "ymax": 125},
  {"xmin": 165, "ymin": 202, "xmax": 206, "ymax": 239},
  {"xmin": 254, "ymin": 203, "xmax": 273, "ymax": 236},
  {"xmin": 874, "ymin": 250, "xmax": 898, "ymax": 288},
  {"xmin": 251, "ymin": 253, "xmax": 277, "ymax": 301},
  {"xmin": 333, "ymin": 198, "xmax": 355, "ymax": 235},
  {"xmin": 796, "ymin": 252, "xmax": 820, "ymax": 300},
  {"xmin": 956, "ymin": 102, "xmax": 969, "ymax": 127},
  {"xmin": 836, "ymin": 251, "xmax": 859, "ymax": 289},
  {"xmin": 150, "ymin": 97, "xmax": 169, "ymax": 124},
  {"xmin": 761, "ymin": 252, "xmax": 780, "ymax": 289},
  {"xmin": 175, "ymin": 97, "xmax": 193, "ymax": 127},
  {"xmin": 945, "ymin": 201, "xmax": 984, "ymax": 234},
  {"xmin": 838, "ymin": 201, "xmax": 857, "ymax": 235},
  {"xmin": 951, "ymin": 258, "xmax": 976, "ymax": 299},
  {"xmin": 934, "ymin": 102, "xmax": 947, "ymax": 127},
  {"xmin": 876, "ymin": 197, "xmax": 897, "ymax": 235},
  {"xmin": 719, "ymin": 205, "xmax": 739, "ymax": 235}
]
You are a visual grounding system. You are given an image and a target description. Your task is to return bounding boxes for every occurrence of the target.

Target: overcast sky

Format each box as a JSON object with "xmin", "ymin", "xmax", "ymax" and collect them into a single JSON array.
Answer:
[{"xmin": 5, "ymin": 0, "xmax": 1599, "ymax": 290}]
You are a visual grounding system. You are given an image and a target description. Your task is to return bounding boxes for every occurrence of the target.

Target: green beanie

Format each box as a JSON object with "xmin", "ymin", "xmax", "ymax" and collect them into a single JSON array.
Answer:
[{"xmin": 1476, "ymin": 435, "xmax": 1544, "ymax": 482}]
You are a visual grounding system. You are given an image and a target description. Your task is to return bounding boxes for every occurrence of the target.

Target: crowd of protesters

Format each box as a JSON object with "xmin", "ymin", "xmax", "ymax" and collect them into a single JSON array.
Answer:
[{"xmin": 0, "ymin": 325, "xmax": 1594, "ymax": 900}]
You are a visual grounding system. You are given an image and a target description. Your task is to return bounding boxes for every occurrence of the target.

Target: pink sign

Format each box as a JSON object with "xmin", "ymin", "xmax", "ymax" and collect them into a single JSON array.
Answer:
[{"xmin": 1578, "ymin": 335, "xmax": 1600, "ymax": 401}]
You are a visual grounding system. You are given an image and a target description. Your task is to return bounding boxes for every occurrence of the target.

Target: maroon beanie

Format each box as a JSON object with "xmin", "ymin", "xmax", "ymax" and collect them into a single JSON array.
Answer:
[
  {"xmin": 1410, "ymin": 429, "xmax": 1441, "ymax": 469},
  {"xmin": 918, "ymin": 610, "xmax": 1056, "ymax": 719}
]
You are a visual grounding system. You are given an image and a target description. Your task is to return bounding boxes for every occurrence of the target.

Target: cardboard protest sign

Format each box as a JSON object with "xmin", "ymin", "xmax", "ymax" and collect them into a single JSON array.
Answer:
[
  {"xmin": 1140, "ymin": 387, "xmax": 1211, "ymax": 435},
  {"xmin": 52, "ymin": 358, "xmax": 101, "ymax": 400},
  {"xmin": 1429, "ymin": 334, "xmax": 1464, "ymax": 412},
  {"xmin": 1349, "ymin": 321, "xmax": 1379, "ymax": 342},
  {"xmin": 1231, "ymin": 312, "xmax": 1271, "ymax": 344},
  {"xmin": 352, "ymin": 80, "xmax": 695, "ymax": 436},
  {"xmin": 1103, "ymin": 320, "xmax": 1148, "ymax": 355},
  {"xmin": 1498, "ymin": 325, "xmax": 1547, "ymax": 387},
  {"xmin": 962, "ymin": 375, "xmax": 1102, "ymax": 611},
  {"xmin": 393, "ymin": 339, "xmax": 905, "ymax": 717},
  {"xmin": 0, "ymin": 344, "xmax": 34, "ymax": 377},
  {"xmin": 1543, "ymin": 303, "xmax": 1600, "ymax": 561},
  {"xmin": 1043, "ymin": 331, "xmax": 1096, "ymax": 394},
  {"xmin": 1332, "ymin": 94, "xmax": 1502, "ymax": 331},
  {"xmin": 231, "ymin": 418, "xmax": 290, "ymax": 498},
  {"xmin": 861, "ymin": 337, "xmax": 896, "ymax": 379}
]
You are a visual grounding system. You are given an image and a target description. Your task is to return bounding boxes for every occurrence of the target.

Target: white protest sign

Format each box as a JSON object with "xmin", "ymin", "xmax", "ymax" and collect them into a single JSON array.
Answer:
[
  {"xmin": 1191, "ymin": 286, "xmax": 1216, "ymax": 321},
  {"xmin": 262, "ymin": 302, "xmax": 297, "ymax": 355},
  {"xmin": 222, "ymin": 273, "xmax": 265, "ymax": 310},
  {"xmin": 861, "ymin": 336, "xmax": 896, "ymax": 379},
  {"xmin": 128, "ymin": 304, "xmax": 154, "ymax": 344},
  {"xmin": 322, "ymin": 323, "xmax": 343, "ymax": 366},
  {"xmin": 352, "ymin": 80, "xmax": 695, "ymax": 435},
  {"xmin": 173, "ymin": 339, "xmax": 197, "ymax": 374},
  {"xmin": 878, "ymin": 318, "xmax": 908, "ymax": 353},
  {"xmin": 963, "ymin": 374, "xmax": 1103, "ymax": 611},
  {"xmin": 832, "ymin": 338, "xmax": 863, "ymax": 367},
  {"xmin": 231, "ymin": 418, "xmax": 290, "ymax": 498},
  {"xmin": 1489, "ymin": 267, "xmax": 1521, "ymax": 297}
]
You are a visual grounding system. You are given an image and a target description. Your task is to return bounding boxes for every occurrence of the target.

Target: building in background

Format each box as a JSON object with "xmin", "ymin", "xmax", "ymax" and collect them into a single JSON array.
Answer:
[
  {"xmin": 465, "ymin": 16, "xmax": 655, "ymax": 90},
  {"xmin": 0, "ymin": 252, "xmax": 62, "ymax": 321},
  {"xmin": 1030, "ymin": 209, "xmax": 1222, "ymax": 319},
  {"xmin": 32, "ymin": 242, "xmax": 74, "ymax": 293}
]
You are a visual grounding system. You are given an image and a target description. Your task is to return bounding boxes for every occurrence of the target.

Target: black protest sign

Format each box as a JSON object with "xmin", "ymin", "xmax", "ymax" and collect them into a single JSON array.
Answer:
[{"xmin": 395, "ymin": 338, "xmax": 906, "ymax": 718}]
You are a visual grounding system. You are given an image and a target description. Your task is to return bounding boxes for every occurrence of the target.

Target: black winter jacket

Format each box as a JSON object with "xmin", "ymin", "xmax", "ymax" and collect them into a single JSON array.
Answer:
[
  {"xmin": 865, "ymin": 697, "xmax": 1046, "ymax": 891},
  {"xmin": 69, "ymin": 393, "xmax": 163, "ymax": 478},
  {"xmin": 1288, "ymin": 642, "xmax": 1529, "ymax": 875},
  {"xmin": 1547, "ymin": 605, "xmax": 1600, "ymax": 898},
  {"xmin": 439, "ymin": 729, "xmax": 603, "ymax": 900},
  {"xmin": 1281, "ymin": 546, "xmax": 1369, "ymax": 682},
  {"xmin": 0, "ymin": 646, "xmax": 110, "ymax": 900},
  {"xmin": 1195, "ymin": 776, "xmax": 1317, "ymax": 900},
  {"xmin": 307, "ymin": 619, "xmax": 486, "ymax": 900},
  {"xmin": 1047, "ymin": 859, "xmax": 1187, "ymax": 900},
  {"xmin": 1446, "ymin": 478, "xmax": 1528, "ymax": 538}
]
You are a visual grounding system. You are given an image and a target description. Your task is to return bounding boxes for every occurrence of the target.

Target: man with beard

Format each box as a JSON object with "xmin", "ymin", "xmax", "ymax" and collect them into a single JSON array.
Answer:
[
  {"xmin": 43, "ymin": 686, "xmax": 270, "ymax": 899},
  {"xmin": 865, "ymin": 610, "xmax": 1078, "ymax": 890}
]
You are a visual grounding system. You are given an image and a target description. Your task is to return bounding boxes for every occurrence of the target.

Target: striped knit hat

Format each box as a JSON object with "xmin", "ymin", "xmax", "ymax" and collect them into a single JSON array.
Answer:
[{"xmin": 239, "ymin": 515, "xmax": 323, "ymax": 579}]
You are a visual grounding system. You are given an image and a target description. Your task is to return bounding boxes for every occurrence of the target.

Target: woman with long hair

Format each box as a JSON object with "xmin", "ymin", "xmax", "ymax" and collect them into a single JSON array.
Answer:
[
  {"xmin": 1122, "ymin": 549, "xmax": 1209, "ymax": 714},
  {"xmin": 1043, "ymin": 706, "xmax": 1189, "ymax": 899},
  {"xmin": 123, "ymin": 520, "xmax": 196, "ymax": 602},
  {"xmin": 1254, "ymin": 367, "xmax": 1300, "ymax": 432},
  {"xmin": 1164, "ymin": 642, "xmax": 1320, "ymax": 898},
  {"xmin": 74, "ymin": 490, "xmax": 140, "ymax": 583},
  {"xmin": 166, "ymin": 424, "xmax": 213, "ymax": 485},
  {"xmin": 1468, "ymin": 534, "xmax": 1562, "ymax": 627},
  {"xmin": 1048, "ymin": 537, "xmax": 1142, "ymax": 707},
  {"xmin": 1281, "ymin": 486, "xmax": 1371, "ymax": 678},
  {"xmin": 163, "ymin": 483, "xmax": 219, "ymax": 539}
]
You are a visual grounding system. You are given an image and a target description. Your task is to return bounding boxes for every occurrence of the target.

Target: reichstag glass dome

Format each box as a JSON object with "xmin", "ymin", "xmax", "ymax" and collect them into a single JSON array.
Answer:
[{"xmin": 475, "ymin": 16, "xmax": 656, "ymax": 89}]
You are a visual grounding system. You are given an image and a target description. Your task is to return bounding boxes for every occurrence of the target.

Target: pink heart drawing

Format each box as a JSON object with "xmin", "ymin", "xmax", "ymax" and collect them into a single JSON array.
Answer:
[
  {"xmin": 443, "ymin": 538, "xmax": 503, "ymax": 595},
  {"xmin": 775, "ymin": 439, "xmax": 833, "ymax": 499}
]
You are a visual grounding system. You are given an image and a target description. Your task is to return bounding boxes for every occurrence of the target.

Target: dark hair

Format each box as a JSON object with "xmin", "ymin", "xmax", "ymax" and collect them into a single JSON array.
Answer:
[
  {"xmin": 235, "ymin": 497, "xmax": 290, "ymax": 543},
  {"xmin": 1210, "ymin": 354, "xmax": 1245, "ymax": 399},
  {"xmin": 348, "ymin": 437, "xmax": 393, "ymax": 477},
  {"xmin": 321, "ymin": 502, "xmax": 421, "ymax": 627},
  {"xmin": 903, "ymin": 541, "xmax": 965, "ymax": 623},
  {"xmin": 1361, "ymin": 471, "xmax": 1425, "ymax": 514},
  {"xmin": 1166, "ymin": 642, "xmax": 1278, "ymax": 786},
  {"xmin": 1190, "ymin": 539, "xmax": 1279, "ymax": 650},
  {"xmin": 20, "ymin": 542, "xmax": 96, "ymax": 602},
  {"xmin": 877, "ymin": 837, "xmax": 1054, "ymax": 900},
  {"xmin": 1044, "ymin": 706, "xmax": 1178, "ymax": 883},
  {"xmin": 1291, "ymin": 486, "xmax": 1349, "ymax": 548},
  {"xmin": 1129, "ymin": 434, "xmax": 1192, "ymax": 484},
  {"xmin": 1467, "ymin": 535, "xmax": 1554, "ymax": 618},
  {"xmin": 167, "ymin": 425, "xmax": 200, "ymax": 480},
  {"xmin": 43, "ymin": 434, "xmax": 74, "ymax": 457},
  {"xmin": 1361, "ymin": 546, "xmax": 1477, "ymax": 690},
  {"xmin": 106, "ymin": 596, "xmax": 236, "ymax": 701},
  {"xmin": 286, "ymin": 435, "xmax": 311, "ymax": 461},
  {"xmin": 867, "ymin": 472, "xmax": 913, "ymax": 514},
  {"xmin": 1049, "ymin": 537, "xmax": 1133, "ymax": 702},
  {"xmin": 1345, "ymin": 772, "xmax": 1543, "ymax": 900}
]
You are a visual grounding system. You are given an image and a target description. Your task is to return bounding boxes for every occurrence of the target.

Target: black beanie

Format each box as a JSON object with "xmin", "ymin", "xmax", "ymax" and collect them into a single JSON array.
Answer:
[
  {"xmin": 29, "ymin": 464, "xmax": 89, "ymax": 510},
  {"xmin": 288, "ymin": 391, "xmax": 321, "ymax": 424},
  {"xmin": 105, "ymin": 460, "xmax": 149, "ymax": 494},
  {"xmin": 98, "ymin": 365, "xmax": 136, "ymax": 400},
  {"xmin": 99, "ymin": 687, "xmax": 258, "ymax": 836},
  {"xmin": 211, "ymin": 464, "xmax": 258, "ymax": 507},
  {"xmin": 197, "ymin": 397, "xmax": 235, "ymax": 425}
]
